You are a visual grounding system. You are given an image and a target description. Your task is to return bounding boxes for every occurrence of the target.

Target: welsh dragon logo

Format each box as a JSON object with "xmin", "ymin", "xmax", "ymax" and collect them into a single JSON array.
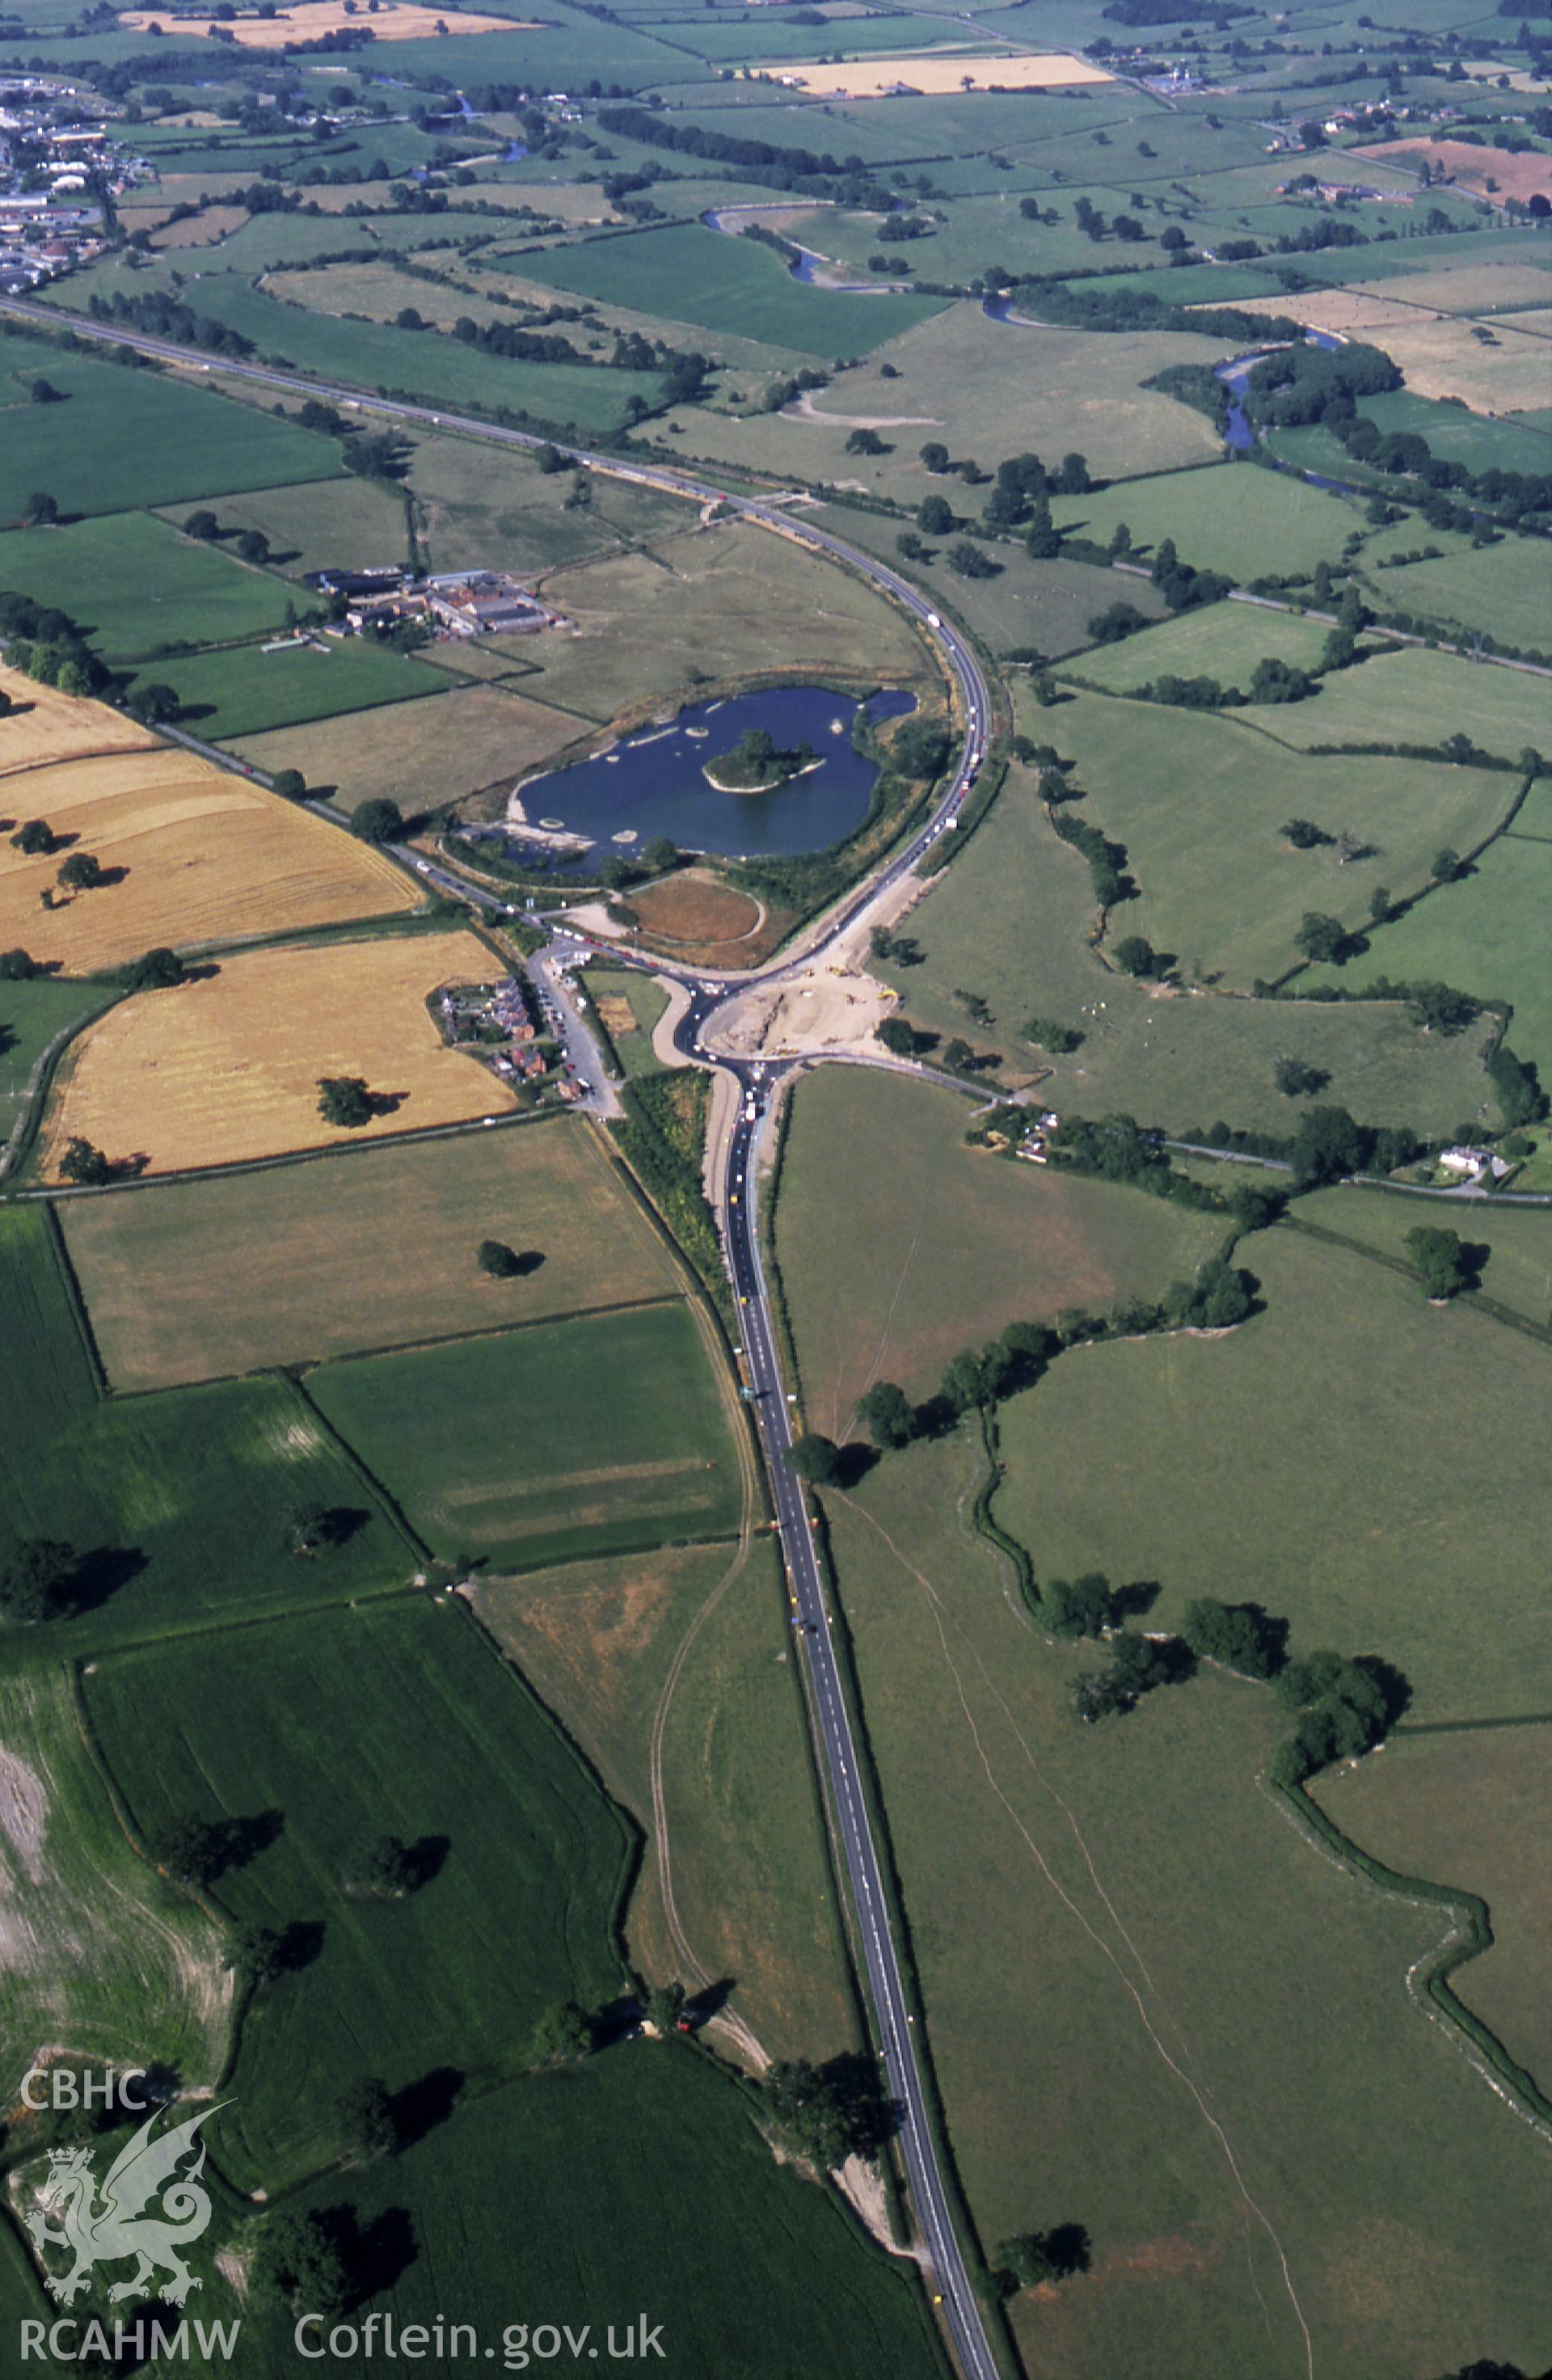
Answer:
[{"xmin": 25, "ymin": 2104, "xmax": 226, "ymax": 2308}]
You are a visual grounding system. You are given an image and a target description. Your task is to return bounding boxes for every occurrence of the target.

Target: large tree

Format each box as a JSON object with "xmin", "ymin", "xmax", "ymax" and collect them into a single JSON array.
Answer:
[
  {"xmin": 0, "ymin": 1537, "xmax": 74, "ymax": 1623},
  {"xmin": 787, "ymin": 1433, "xmax": 842, "ymax": 1488},
  {"xmin": 857, "ymin": 1382, "xmax": 916, "ymax": 1451},
  {"xmin": 352, "ymin": 798, "xmax": 403, "ymax": 843},
  {"xmin": 317, "ymin": 1076, "xmax": 376, "ymax": 1129},
  {"xmin": 1404, "ymin": 1225, "xmax": 1472, "ymax": 1301},
  {"xmin": 335, "ymin": 2075, "xmax": 398, "ymax": 2165}
]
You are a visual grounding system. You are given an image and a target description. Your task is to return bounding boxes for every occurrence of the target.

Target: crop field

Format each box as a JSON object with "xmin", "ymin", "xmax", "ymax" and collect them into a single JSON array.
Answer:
[
  {"xmin": 1062, "ymin": 598, "xmax": 1335, "ymax": 695},
  {"xmin": 120, "ymin": 0, "xmax": 519, "ymax": 40},
  {"xmin": 257, "ymin": 2053, "xmax": 949, "ymax": 2379},
  {"xmin": 479, "ymin": 1537, "xmax": 856, "ymax": 2061},
  {"xmin": 661, "ymin": 306, "xmax": 1225, "ymax": 501},
  {"xmin": 517, "ymin": 221, "xmax": 946, "ymax": 358},
  {"xmin": 85, "ymin": 1597, "xmax": 629, "ymax": 2187},
  {"xmin": 0, "ymin": 976, "xmax": 107, "ymax": 1143},
  {"xmin": 231, "ymin": 680, "xmax": 580, "ymax": 817},
  {"xmin": 44, "ymin": 927, "xmax": 510, "ymax": 1176},
  {"xmin": 162, "ymin": 471, "xmax": 411, "ymax": 580},
  {"xmin": 1317, "ymin": 1725, "xmax": 1551, "ymax": 2093},
  {"xmin": 820, "ymin": 1429, "xmax": 1552, "ymax": 2380},
  {"xmin": 0, "ymin": 660, "xmax": 155, "ymax": 776},
  {"xmin": 1049, "ymin": 466, "xmax": 1368, "ymax": 586},
  {"xmin": 63, "ymin": 1116, "xmax": 681, "ymax": 1390},
  {"xmin": 0, "ymin": 746, "xmax": 419, "ymax": 973},
  {"xmin": 1290, "ymin": 1186, "xmax": 1552, "ymax": 1330},
  {"xmin": 871, "ymin": 751, "xmax": 1500, "ymax": 1136},
  {"xmin": 0, "ymin": 1204, "xmax": 411, "ymax": 1644},
  {"xmin": 775, "ymin": 51, "xmax": 1115, "ymax": 96},
  {"xmin": 516, "ymin": 520, "xmax": 931, "ymax": 725},
  {"xmin": 0, "ymin": 513, "xmax": 293, "ymax": 661},
  {"xmin": 149, "ymin": 202, "xmax": 249, "ymax": 249},
  {"xmin": 775, "ymin": 1067, "xmax": 1223, "ymax": 1428},
  {"xmin": 133, "ymin": 634, "xmax": 448, "ymax": 741},
  {"xmin": 0, "ymin": 331, "xmax": 340, "ymax": 520},
  {"xmin": 310, "ymin": 1299, "xmax": 744, "ymax": 1570},
  {"xmin": 0, "ymin": 1665, "xmax": 230, "ymax": 2103},
  {"xmin": 1305, "ymin": 833, "xmax": 1552, "ymax": 1091},
  {"xmin": 1237, "ymin": 286, "xmax": 1552, "ymax": 412},
  {"xmin": 1050, "ymin": 691, "xmax": 1520, "ymax": 985},
  {"xmin": 1234, "ymin": 646, "xmax": 1552, "ymax": 760}
]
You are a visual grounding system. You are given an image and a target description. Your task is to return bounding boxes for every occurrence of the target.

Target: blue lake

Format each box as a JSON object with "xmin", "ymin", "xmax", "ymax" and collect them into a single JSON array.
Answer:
[{"xmin": 500, "ymin": 685, "xmax": 917, "ymax": 866}]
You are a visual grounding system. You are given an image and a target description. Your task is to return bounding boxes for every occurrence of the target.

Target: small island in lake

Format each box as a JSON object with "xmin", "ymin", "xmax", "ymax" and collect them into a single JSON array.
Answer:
[{"xmin": 703, "ymin": 725, "xmax": 822, "ymax": 794}]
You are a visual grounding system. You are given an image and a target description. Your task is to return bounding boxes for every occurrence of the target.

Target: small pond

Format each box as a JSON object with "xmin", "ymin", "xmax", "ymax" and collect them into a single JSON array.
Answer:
[{"xmin": 497, "ymin": 684, "xmax": 917, "ymax": 867}]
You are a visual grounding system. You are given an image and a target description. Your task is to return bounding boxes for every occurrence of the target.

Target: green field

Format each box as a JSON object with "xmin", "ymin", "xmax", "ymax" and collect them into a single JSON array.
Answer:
[
  {"xmin": 1358, "ymin": 529, "xmax": 1552, "ymax": 652},
  {"xmin": 405, "ymin": 425, "xmax": 690, "ymax": 578},
  {"xmin": 1050, "ymin": 463, "xmax": 1368, "ymax": 585},
  {"xmin": 1290, "ymin": 1185, "xmax": 1552, "ymax": 1329},
  {"xmin": 1234, "ymin": 646, "xmax": 1552, "ymax": 761},
  {"xmin": 254, "ymin": 2052, "xmax": 949, "ymax": 2379},
  {"xmin": 873, "ymin": 748, "xmax": 1500, "ymax": 1136},
  {"xmin": 0, "ymin": 975, "xmax": 109, "ymax": 1144},
  {"xmin": 1051, "ymin": 690, "xmax": 1520, "ymax": 985},
  {"xmin": 85, "ymin": 1597, "xmax": 630, "ymax": 2186},
  {"xmin": 816, "ymin": 498, "xmax": 1171, "ymax": 664},
  {"xmin": 580, "ymin": 965, "xmax": 669, "ymax": 1079},
  {"xmin": 1061, "ymin": 597, "xmax": 1335, "ymax": 695},
  {"xmin": 310, "ymin": 1299, "xmax": 744, "ymax": 1568},
  {"xmin": 1304, "ymin": 832, "xmax": 1552, "ymax": 1091},
  {"xmin": 775, "ymin": 1067, "xmax": 1224, "ymax": 1428},
  {"xmin": 162, "ymin": 470, "xmax": 411, "ymax": 580},
  {"xmin": 0, "ymin": 330, "xmax": 341, "ymax": 520},
  {"xmin": 660, "ymin": 303, "xmax": 1225, "ymax": 502},
  {"xmin": 0, "ymin": 1663, "xmax": 228, "ymax": 2104},
  {"xmin": 479, "ymin": 1537, "xmax": 856, "ymax": 2062},
  {"xmin": 0, "ymin": 510, "xmax": 293, "ymax": 660},
  {"xmin": 821, "ymin": 1424, "xmax": 1552, "ymax": 2380},
  {"xmin": 133, "ymin": 632, "xmax": 448, "ymax": 739},
  {"xmin": 515, "ymin": 220, "xmax": 947, "ymax": 357},
  {"xmin": 61, "ymin": 1120, "xmax": 682, "ymax": 1391},
  {"xmin": 995, "ymin": 1225, "xmax": 1550, "ymax": 1724},
  {"xmin": 162, "ymin": 270, "xmax": 665, "ymax": 435},
  {"xmin": 1317, "ymin": 1724, "xmax": 1552, "ymax": 2092},
  {"xmin": 0, "ymin": 1205, "xmax": 412, "ymax": 1650}
]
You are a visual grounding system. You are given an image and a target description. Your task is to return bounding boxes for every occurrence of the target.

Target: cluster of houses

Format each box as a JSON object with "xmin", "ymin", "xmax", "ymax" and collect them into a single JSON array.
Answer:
[
  {"xmin": 307, "ymin": 567, "xmax": 564, "ymax": 643},
  {"xmin": 0, "ymin": 78, "xmax": 150, "ymax": 289},
  {"xmin": 438, "ymin": 977, "xmax": 580, "ymax": 1099}
]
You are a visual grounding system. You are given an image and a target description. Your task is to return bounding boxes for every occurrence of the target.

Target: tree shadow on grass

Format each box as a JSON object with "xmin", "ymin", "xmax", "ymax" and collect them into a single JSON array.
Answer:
[
  {"xmin": 389, "ymin": 2066, "xmax": 463, "ymax": 2150},
  {"xmin": 66, "ymin": 1543, "xmax": 147, "ymax": 1618}
]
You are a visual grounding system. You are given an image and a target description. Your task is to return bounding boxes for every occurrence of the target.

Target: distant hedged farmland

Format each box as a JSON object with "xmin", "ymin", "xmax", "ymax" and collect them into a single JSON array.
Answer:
[{"xmin": 0, "ymin": 5, "xmax": 1549, "ymax": 2374}]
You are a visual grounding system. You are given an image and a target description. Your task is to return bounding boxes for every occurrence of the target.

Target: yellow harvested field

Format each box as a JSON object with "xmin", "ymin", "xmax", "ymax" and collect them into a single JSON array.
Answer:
[
  {"xmin": 46, "ymin": 929, "xmax": 513, "ymax": 1177},
  {"xmin": 151, "ymin": 205, "xmax": 249, "ymax": 250},
  {"xmin": 775, "ymin": 50, "xmax": 1114, "ymax": 97},
  {"xmin": 0, "ymin": 664, "xmax": 156, "ymax": 779},
  {"xmin": 0, "ymin": 745, "xmax": 420, "ymax": 971},
  {"xmin": 1355, "ymin": 139, "xmax": 1552, "ymax": 209},
  {"xmin": 120, "ymin": 0, "xmax": 525, "ymax": 42},
  {"xmin": 1221, "ymin": 288, "xmax": 1552, "ymax": 411},
  {"xmin": 1350, "ymin": 263, "xmax": 1552, "ymax": 316}
]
